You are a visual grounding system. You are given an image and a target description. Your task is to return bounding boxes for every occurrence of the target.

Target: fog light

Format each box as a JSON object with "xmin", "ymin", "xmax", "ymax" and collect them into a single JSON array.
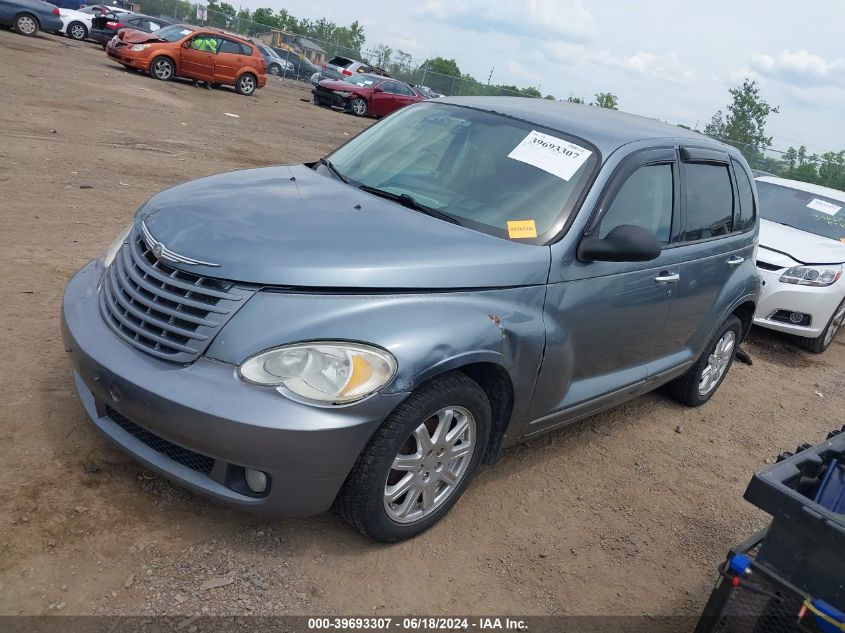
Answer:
[
  {"xmin": 789, "ymin": 312, "xmax": 806, "ymax": 324},
  {"xmin": 245, "ymin": 468, "xmax": 268, "ymax": 494}
]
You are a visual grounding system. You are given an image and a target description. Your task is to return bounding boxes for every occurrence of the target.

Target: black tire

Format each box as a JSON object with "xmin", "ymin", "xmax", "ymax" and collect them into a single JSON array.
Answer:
[
  {"xmin": 336, "ymin": 372, "xmax": 491, "ymax": 542},
  {"xmin": 235, "ymin": 73, "xmax": 257, "ymax": 96},
  {"xmin": 795, "ymin": 298, "xmax": 845, "ymax": 354},
  {"xmin": 150, "ymin": 56, "xmax": 174, "ymax": 81},
  {"xmin": 667, "ymin": 315, "xmax": 742, "ymax": 407},
  {"xmin": 67, "ymin": 21, "xmax": 87, "ymax": 40},
  {"xmin": 14, "ymin": 13, "xmax": 39, "ymax": 36},
  {"xmin": 349, "ymin": 96, "xmax": 368, "ymax": 116},
  {"xmin": 268, "ymin": 63, "xmax": 281, "ymax": 76}
]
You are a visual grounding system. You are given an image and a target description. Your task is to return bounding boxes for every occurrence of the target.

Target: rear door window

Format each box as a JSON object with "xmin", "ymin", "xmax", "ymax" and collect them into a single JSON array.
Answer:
[{"xmin": 681, "ymin": 163, "xmax": 734, "ymax": 241}]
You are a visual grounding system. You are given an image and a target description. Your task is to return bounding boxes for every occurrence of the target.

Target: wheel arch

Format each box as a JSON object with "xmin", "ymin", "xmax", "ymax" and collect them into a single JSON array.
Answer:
[
  {"xmin": 731, "ymin": 299, "xmax": 756, "ymax": 340},
  {"xmin": 399, "ymin": 356, "xmax": 515, "ymax": 465},
  {"xmin": 14, "ymin": 11, "xmax": 40, "ymax": 27}
]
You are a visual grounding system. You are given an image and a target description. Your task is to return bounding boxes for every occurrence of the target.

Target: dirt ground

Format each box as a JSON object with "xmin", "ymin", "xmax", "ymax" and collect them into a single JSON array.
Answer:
[{"xmin": 1, "ymin": 29, "xmax": 843, "ymax": 622}]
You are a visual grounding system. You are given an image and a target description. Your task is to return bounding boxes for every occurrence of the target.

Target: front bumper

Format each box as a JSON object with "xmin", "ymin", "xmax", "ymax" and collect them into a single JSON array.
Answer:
[
  {"xmin": 61, "ymin": 260, "xmax": 408, "ymax": 516},
  {"xmin": 753, "ymin": 267, "xmax": 844, "ymax": 338},
  {"xmin": 312, "ymin": 87, "xmax": 348, "ymax": 108},
  {"xmin": 106, "ymin": 41, "xmax": 150, "ymax": 70}
]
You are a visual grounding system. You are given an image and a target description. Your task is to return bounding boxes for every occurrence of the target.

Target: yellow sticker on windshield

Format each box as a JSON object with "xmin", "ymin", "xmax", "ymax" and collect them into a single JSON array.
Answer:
[{"xmin": 507, "ymin": 220, "xmax": 537, "ymax": 239}]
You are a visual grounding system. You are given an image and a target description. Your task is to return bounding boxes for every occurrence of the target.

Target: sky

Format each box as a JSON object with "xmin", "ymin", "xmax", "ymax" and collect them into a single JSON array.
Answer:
[{"xmin": 239, "ymin": 0, "xmax": 845, "ymax": 153}]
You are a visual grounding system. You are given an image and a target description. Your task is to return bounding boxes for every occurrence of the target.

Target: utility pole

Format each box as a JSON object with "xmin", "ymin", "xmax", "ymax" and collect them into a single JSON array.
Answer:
[{"xmin": 487, "ymin": 67, "xmax": 494, "ymax": 85}]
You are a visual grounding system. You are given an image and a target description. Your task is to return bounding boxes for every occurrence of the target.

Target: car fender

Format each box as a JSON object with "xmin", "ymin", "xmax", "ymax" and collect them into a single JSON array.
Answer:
[{"xmin": 204, "ymin": 286, "xmax": 549, "ymax": 438}]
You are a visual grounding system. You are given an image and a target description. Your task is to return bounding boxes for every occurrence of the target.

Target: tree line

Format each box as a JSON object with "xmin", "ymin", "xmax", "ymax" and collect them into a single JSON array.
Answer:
[{"xmin": 702, "ymin": 79, "xmax": 844, "ymax": 192}]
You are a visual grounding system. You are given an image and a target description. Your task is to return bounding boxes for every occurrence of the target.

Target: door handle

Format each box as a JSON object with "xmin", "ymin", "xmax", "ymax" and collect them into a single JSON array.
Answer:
[
  {"xmin": 727, "ymin": 256, "xmax": 745, "ymax": 266},
  {"xmin": 654, "ymin": 272, "xmax": 680, "ymax": 283}
]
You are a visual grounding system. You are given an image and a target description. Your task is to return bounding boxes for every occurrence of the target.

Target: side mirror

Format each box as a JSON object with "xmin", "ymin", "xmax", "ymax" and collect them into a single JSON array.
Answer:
[
  {"xmin": 578, "ymin": 224, "xmax": 661, "ymax": 262},
  {"xmin": 373, "ymin": 86, "xmax": 384, "ymax": 93}
]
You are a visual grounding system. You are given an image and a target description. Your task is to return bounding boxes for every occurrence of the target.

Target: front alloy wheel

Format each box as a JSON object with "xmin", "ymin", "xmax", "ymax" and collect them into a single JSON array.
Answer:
[
  {"xmin": 151, "ymin": 56, "xmax": 174, "ymax": 81},
  {"xmin": 349, "ymin": 97, "xmax": 368, "ymax": 116},
  {"xmin": 383, "ymin": 406, "xmax": 476, "ymax": 523},
  {"xmin": 337, "ymin": 372, "xmax": 491, "ymax": 542},
  {"xmin": 798, "ymin": 298, "xmax": 845, "ymax": 353}
]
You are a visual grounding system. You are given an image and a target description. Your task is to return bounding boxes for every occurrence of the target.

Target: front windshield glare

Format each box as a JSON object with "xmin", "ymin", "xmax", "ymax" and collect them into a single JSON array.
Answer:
[
  {"xmin": 758, "ymin": 182, "xmax": 845, "ymax": 242},
  {"xmin": 344, "ymin": 74, "xmax": 380, "ymax": 86},
  {"xmin": 328, "ymin": 102, "xmax": 596, "ymax": 241}
]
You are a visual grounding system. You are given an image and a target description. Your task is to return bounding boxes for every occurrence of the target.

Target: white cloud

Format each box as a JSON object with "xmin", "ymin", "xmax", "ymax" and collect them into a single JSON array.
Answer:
[
  {"xmin": 416, "ymin": 0, "xmax": 594, "ymax": 43},
  {"xmin": 592, "ymin": 50, "xmax": 695, "ymax": 83},
  {"xmin": 750, "ymin": 50, "xmax": 845, "ymax": 87},
  {"xmin": 541, "ymin": 44, "xmax": 696, "ymax": 84}
]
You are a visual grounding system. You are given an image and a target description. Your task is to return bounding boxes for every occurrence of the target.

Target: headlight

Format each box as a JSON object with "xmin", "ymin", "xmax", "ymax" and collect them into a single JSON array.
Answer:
[
  {"xmin": 779, "ymin": 265, "xmax": 842, "ymax": 287},
  {"xmin": 130, "ymin": 44, "xmax": 151, "ymax": 52},
  {"xmin": 333, "ymin": 90, "xmax": 352, "ymax": 97},
  {"xmin": 103, "ymin": 225, "xmax": 132, "ymax": 267},
  {"xmin": 239, "ymin": 342, "xmax": 397, "ymax": 404}
]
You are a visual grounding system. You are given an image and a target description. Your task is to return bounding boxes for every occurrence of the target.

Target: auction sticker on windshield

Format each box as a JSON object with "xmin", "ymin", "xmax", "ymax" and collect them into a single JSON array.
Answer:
[
  {"xmin": 807, "ymin": 198, "xmax": 842, "ymax": 216},
  {"xmin": 506, "ymin": 219, "xmax": 538, "ymax": 239},
  {"xmin": 507, "ymin": 130, "xmax": 591, "ymax": 181}
]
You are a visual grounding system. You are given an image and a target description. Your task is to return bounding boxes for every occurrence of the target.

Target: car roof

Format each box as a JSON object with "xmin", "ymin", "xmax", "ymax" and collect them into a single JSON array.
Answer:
[
  {"xmin": 437, "ymin": 97, "xmax": 718, "ymax": 156},
  {"xmin": 756, "ymin": 175, "xmax": 845, "ymax": 204}
]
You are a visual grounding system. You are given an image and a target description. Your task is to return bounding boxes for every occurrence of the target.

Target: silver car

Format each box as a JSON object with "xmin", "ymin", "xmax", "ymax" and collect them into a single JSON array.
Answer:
[{"xmin": 62, "ymin": 98, "xmax": 760, "ymax": 542}]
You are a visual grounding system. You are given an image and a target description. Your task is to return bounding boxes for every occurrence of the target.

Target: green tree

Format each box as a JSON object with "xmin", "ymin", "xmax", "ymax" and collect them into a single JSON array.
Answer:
[
  {"xmin": 703, "ymin": 78, "xmax": 779, "ymax": 161},
  {"xmin": 544, "ymin": 94, "xmax": 556, "ymax": 100},
  {"xmin": 592, "ymin": 92, "xmax": 619, "ymax": 110},
  {"xmin": 566, "ymin": 95, "xmax": 585, "ymax": 104},
  {"xmin": 420, "ymin": 57, "xmax": 462, "ymax": 95}
]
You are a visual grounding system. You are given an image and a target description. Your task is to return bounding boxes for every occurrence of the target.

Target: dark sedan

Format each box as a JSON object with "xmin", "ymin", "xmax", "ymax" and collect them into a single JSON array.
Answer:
[
  {"xmin": 312, "ymin": 73, "xmax": 423, "ymax": 117},
  {"xmin": 89, "ymin": 11, "xmax": 170, "ymax": 47},
  {"xmin": 0, "ymin": 0, "xmax": 62, "ymax": 35}
]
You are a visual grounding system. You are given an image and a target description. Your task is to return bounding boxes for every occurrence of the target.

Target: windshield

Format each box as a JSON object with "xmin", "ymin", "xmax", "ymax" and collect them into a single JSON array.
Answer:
[
  {"xmin": 328, "ymin": 102, "xmax": 598, "ymax": 242},
  {"xmin": 343, "ymin": 74, "xmax": 381, "ymax": 87},
  {"xmin": 757, "ymin": 181, "xmax": 845, "ymax": 242},
  {"xmin": 154, "ymin": 25, "xmax": 196, "ymax": 42}
]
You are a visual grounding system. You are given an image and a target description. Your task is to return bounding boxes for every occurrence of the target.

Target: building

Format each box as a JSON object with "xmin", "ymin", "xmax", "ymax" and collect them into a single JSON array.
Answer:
[{"xmin": 296, "ymin": 37, "xmax": 327, "ymax": 65}]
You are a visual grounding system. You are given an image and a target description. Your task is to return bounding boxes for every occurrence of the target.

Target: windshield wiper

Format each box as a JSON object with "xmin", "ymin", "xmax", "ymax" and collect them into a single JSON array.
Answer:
[
  {"xmin": 317, "ymin": 157, "xmax": 348, "ymax": 183},
  {"xmin": 357, "ymin": 185, "xmax": 461, "ymax": 225}
]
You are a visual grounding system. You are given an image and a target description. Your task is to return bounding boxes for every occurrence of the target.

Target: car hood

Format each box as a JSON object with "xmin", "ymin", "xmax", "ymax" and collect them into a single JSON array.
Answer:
[
  {"xmin": 134, "ymin": 165, "xmax": 550, "ymax": 289},
  {"xmin": 759, "ymin": 219, "xmax": 845, "ymax": 265},
  {"xmin": 319, "ymin": 79, "xmax": 367, "ymax": 92},
  {"xmin": 117, "ymin": 28, "xmax": 162, "ymax": 43}
]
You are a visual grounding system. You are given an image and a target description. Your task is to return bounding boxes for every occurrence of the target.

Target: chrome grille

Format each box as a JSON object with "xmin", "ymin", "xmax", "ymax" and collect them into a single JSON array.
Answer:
[{"xmin": 99, "ymin": 229, "xmax": 253, "ymax": 363}]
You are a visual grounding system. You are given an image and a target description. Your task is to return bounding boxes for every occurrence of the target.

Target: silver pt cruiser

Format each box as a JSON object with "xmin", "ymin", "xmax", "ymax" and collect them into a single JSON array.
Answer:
[{"xmin": 62, "ymin": 99, "xmax": 760, "ymax": 542}]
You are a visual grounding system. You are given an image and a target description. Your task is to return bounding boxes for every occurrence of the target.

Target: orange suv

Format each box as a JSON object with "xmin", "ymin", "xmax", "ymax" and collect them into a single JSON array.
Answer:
[{"xmin": 106, "ymin": 24, "xmax": 266, "ymax": 96}]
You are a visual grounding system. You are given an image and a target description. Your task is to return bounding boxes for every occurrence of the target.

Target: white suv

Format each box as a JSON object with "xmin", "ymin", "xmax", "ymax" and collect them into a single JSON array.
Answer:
[{"xmin": 753, "ymin": 176, "xmax": 845, "ymax": 353}]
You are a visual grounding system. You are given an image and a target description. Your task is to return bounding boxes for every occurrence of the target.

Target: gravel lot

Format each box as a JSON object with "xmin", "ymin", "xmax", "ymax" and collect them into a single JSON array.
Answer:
[{"xmin": 1, "ymin": 28, "xmax": 843, "ymax": 621}]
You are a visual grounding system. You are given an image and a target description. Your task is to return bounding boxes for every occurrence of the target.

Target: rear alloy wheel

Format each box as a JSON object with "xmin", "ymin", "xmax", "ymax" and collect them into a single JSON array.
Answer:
[
  {"xmin": 268, "ymin": 63, "xmax": 281, "ymax": 76},
  {"xmin": 336, "ymin": 372, "xmax": 491, "ymax": 542},
  {"xmin": 14, "ymin": 13, "xmax": 38, "ymax": 36},
  {"xmin": 150, "ymin": 56, "xmax": 174, "ymax": 81},
  {"xmin": 667, "ymin": 315, "xmax": 742, "ymax": 407},
  {"xmin": 797, "ymin": 298, "xmax": 845, "ymax": 354},
  {"xmin": 236, "ymin": 73, "xmax": 256, "ymax": 96},
  {"xmin": 67, "ymin": 21, "xmax": 87, "ymax": 40},
  {"xmin": 349, "ymin": 97, "xmax": 368, "ymax": 116}
]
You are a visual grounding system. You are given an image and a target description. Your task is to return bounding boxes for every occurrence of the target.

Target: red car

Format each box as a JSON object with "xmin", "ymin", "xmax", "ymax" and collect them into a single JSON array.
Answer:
[{"xmin": 312, "ymin": 73, "xmax": 424, "ymax": 117}]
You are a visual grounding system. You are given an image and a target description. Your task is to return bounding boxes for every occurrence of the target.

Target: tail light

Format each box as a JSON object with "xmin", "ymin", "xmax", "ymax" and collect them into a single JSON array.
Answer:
[
  {"xmin": 342, "ymin": 69, "xmax": 353, "ymax": 76},
  {"xmin": 106, "ymin": 21, "xmax": 123, "ymax": 29},
  {"xmin": 52, "ymin": 7, "xmax": 60, "ymax": 15}
]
